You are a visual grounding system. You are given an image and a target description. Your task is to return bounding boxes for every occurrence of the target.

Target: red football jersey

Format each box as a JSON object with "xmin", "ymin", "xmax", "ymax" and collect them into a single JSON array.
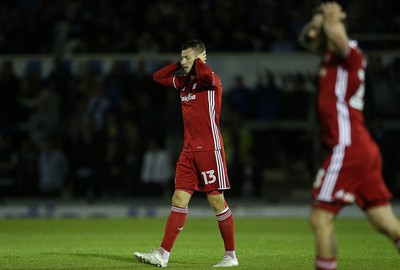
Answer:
[
  {"xmin": 153, "ymin": 59, "xmax": 225, "ymax": 152},
  {"xmin": 313, "ymin": 41, "xmax": 392, "ymax": 206},
  {"xmin": 317, "ymin": 41, "xmax": 372, "ymax": 148}
]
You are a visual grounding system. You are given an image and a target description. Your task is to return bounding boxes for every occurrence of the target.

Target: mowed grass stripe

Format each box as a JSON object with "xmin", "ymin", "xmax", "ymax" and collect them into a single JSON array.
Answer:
[{"xmin": 0, "ymin": 217, "xmax": 398, "ymax": 269}]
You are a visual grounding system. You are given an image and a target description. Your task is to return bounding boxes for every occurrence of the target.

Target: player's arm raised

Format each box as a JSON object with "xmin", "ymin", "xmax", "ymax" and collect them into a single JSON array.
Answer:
[
  {"xmin": 153, "ymin": 62, "xmax": 182, "ymax": 87},
  {"xmin": 298, "ymin": 19, "xmax": 320, "ymax": 54},
  {"xmin": 321, "ymin": 2, "xmax": 348, "ymax": 56}
]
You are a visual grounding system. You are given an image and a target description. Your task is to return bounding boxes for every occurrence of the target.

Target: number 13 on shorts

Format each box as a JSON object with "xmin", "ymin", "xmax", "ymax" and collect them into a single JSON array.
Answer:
[{"xmin": 201, "ymin": 170, "xmax": 216, "ymax": 185}]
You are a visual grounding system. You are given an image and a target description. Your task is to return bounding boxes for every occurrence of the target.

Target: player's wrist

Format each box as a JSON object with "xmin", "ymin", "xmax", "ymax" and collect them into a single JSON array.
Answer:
[{"xmin": 324, "ymin": 13, "xmax": 342, "ymax": 22}]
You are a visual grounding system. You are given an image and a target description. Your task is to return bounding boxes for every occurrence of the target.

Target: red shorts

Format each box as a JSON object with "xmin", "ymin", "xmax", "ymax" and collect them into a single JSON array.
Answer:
[
  {"xmin": 175, "ymin": 150, "xmax": 230, "ymax": 193},
  {"xmin": 312, "ymin": 142, "xmax": 392, "ymax": 214}
]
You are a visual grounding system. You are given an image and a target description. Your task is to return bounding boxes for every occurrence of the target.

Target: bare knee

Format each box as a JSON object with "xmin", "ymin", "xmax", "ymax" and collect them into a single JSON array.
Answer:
[
  {"xmin": 171, "ymin": 190, "xmax": 192, "ymax": 208},
  {"xmin": 207, "ymin": 193, "xmax": 226, "ymax": 213},
  {"xmin": 310, "ymin": 208, "xmax": 335, "ymax": 232}
]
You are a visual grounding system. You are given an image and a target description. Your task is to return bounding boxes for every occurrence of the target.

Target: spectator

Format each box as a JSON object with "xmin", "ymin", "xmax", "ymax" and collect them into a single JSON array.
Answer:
[
  {"xmin": 37, "ymin": 137, "xmax": 69, "ymax": 197},
  {"xmin": 120, "ymin": 120, "xmax": 142, "ymax": 196},
  {"xmin": 0, "ymin": 61, "xmax": 21, "ymax": 129},
  {"xmin": 102, "ymin": 139, "xmax": 124, "ymax": 198},
  {"xmin": 1, "ymin": 0, "xmax": 398, "ymax": 54},
  {"xmin": 18, "ymin": 87, "xmax": 60, "ymax": 147},
  {"xmin": 226, "ymin": 75, "xmax": 255, "ymax": 120},
  {"xmin": 68, "ymin": 119, "xmax": 103, "ymax": 200},
  {"xmin": 140, "ymin": 137, "xmax": 173, "ymax": 198},
  {"xmin": 0, "ymin": 133, "xmax": 18, "ymax": 196},
  {"xmin": 255, "ymin": 70, "xmax": 282, "ymax": 121},
  {"xmin": 221, "ymin": 112, "xmax": 256, "ymax": 197}
]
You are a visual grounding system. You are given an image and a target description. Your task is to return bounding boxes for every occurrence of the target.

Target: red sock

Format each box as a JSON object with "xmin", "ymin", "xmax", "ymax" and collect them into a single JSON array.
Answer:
[
  {"xmin": 395, "ymin": 237, "xmax": 400, "ymax": 251},
  {"xmin": 216, "ymin": 207, "xmax": 235, "ymax": 251},
  {"xmin": 316, "ymin": 256, "xmax": 337, "ymax": 270},
  {"xmin": 160, "ymin": 206, "xmax": 188, "ymax": 252}
]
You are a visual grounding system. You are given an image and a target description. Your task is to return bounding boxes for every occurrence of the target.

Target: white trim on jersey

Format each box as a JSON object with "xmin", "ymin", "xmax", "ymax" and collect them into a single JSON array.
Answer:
[
  {"xmin": 214, "ymin": 149, "xmax": 227, "ymax": 189},
  {"xmin": 172, "ymin": 76, "xmax": 177, "ymax": 89},
  {"xmin": 317, "ymin": 67, "xmax": 351, "ymax": 201},
  {"xmin": 317, "ymin": 145, "xmax": 345, "ymax": 201},
  {"xmin": 207, "ymin": 90, "xmax": 227, "ymax": 189},
  {"xmin": 208, "ymin": 91, "xmax": 221, "ymax": 150},
  {"xmin": 317, "ymin": 66, "xmax": 351, "ymax": 202},
  {"xmin": 335, "ymin": 67, "xmax": 351, "ymax": 146}
]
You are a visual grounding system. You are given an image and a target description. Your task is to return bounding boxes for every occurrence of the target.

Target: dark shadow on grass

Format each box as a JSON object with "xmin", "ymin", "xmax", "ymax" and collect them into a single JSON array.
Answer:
[
  {"xmin": 43, "ymin": 252, "xmax": 207, "ymax": 269},
  {"xmin": 43, "ymin": 252, "xmax": 133, "ymax": 264}
]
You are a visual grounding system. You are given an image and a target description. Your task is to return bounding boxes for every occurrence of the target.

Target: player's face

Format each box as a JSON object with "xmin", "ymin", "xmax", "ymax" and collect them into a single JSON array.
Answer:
[{"xmin": 180, "ymin": 48, "xmax": 197, "ymax": 74}]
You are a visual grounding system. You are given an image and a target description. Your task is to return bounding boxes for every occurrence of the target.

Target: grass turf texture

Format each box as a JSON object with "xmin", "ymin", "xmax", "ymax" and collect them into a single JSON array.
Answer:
[{"xmin": 0, "ymin": 217, "xmax": 398, "ymax": 269}]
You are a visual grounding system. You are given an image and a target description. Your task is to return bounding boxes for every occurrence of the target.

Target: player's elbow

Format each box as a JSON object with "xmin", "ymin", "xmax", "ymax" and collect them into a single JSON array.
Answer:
[{"xmin": 152, "ymin": 73, "xmax": 163, "ymax": 84}]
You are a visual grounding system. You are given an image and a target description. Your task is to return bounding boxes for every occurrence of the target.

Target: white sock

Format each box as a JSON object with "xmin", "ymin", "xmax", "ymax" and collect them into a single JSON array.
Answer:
[
  {"xmin": 158, "ymin": 247, "xmax": 170, "ymax": 259},
  {"xmin": 225, "ymin": 250, "xmax": 236, "ymax": 259}
]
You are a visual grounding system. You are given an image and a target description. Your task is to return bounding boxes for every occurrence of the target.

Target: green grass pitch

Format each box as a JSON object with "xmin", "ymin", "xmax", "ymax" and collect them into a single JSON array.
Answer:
[{"xmin": 0, "ymin": 217, "xmax": 398, "ymax": 269}]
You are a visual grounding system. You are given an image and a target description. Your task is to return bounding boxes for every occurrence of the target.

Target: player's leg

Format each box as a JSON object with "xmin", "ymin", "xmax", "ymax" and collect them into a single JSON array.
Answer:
[
  {"xmin": 133, "ymin": 190, "xmax": 191, "ymax": 267},
  {"xmin": 366, "ymin": 204, "xmax": 400, "ymax": 252},
  {"xmin": 195, "ymin": 149, "xmax": 238, "ymax": 267},
  {"xmin": 134, "ymin": 152, "xmax": 196, "ymax": 267},
  {"xmin": 359, "ymin": 144, "xmax": 400, "ymax": 252},
  {"xmin": 156, "ymin": 151, "xmax": 198, "ymax": 261},
  {"xmin": 310, "ymin": 146, "xmax": 350, "ymax": 270},
  {"xmin": 310, "ymin": 207, "xmax": 337, "ymax": 270},
  {"xmin": 159, "ymin": 189, "xmax": 192, "ymax": 256},
  {"xmin": 207, "ymin": 191, "xmax": 238, "ymax": 267}
]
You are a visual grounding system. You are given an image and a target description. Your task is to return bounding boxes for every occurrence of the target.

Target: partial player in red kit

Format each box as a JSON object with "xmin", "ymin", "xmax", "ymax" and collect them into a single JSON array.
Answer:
[
  {"xmin": 298, "ymin": 2, "xmax": 400, "ymax": 270},
  {"xmin": 133, "ymin": 39, "xmax": 238, "ymax": 268}
]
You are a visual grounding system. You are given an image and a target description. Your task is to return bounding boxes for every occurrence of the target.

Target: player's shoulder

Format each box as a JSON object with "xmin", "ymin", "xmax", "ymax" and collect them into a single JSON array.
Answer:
[
  {"xmin": 211, "ymin": 71, "xmax": 220, "ymax": 78},
  {"xmin": 348, "ymin": 40, "xmax": 364, "ymax": 57},
  {"xmin": 211, "ymin": 71, "xmax": 223, "ymax": 87},
  {"xmin": 343, "ymin": 40, "xmax": 365, "ymax": 67}
]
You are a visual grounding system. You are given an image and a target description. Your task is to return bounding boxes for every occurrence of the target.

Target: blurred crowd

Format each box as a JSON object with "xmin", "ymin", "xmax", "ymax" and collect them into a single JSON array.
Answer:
[
  {"xmin": 0, "ymin": 52, "xmax": 399, "ymax": 200},
  {"xmin": 0, "ymin": 0, "xmax": 399, "ymax": 55},
  {"xmin": 0, "ymin": 0, "xmax": 400, "ymax": 201}
]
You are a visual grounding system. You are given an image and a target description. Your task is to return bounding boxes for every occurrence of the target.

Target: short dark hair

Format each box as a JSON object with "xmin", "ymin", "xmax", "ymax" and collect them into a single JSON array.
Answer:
[{"xmin": 182, "ymin": 39, "xmax": 206, "ymax": 54}]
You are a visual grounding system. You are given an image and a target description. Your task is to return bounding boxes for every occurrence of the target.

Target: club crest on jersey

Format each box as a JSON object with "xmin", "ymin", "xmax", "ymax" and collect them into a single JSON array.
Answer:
[{"xmin": 181, "ymin": 93, "xmax": 196, "ymax": 102}]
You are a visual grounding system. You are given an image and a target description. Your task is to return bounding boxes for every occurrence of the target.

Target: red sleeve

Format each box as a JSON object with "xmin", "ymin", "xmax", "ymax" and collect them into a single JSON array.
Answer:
[
  {"xmin": 152, "ymin": 62, "xmax": 182, "ymax": 88},
  {"xmin": 194, "ymin": 59, "xmax": 215, "ymax": 87}
]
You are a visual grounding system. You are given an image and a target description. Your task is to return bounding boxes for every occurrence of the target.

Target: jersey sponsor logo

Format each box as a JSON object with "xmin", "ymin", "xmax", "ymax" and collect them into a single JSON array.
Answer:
[{"xmin": 181, "ymin": 93, "xmax": 196, "ymax": 102}]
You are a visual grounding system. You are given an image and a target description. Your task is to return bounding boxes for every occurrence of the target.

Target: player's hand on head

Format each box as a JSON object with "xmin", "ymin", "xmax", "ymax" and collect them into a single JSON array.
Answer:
[
  {"xmin": 198, "ymin": 51, "xmax": 207, "ymax": 63},
  {"xmin": 321, "ymin": 1, "xmax": 346, "ymax": 20}
]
